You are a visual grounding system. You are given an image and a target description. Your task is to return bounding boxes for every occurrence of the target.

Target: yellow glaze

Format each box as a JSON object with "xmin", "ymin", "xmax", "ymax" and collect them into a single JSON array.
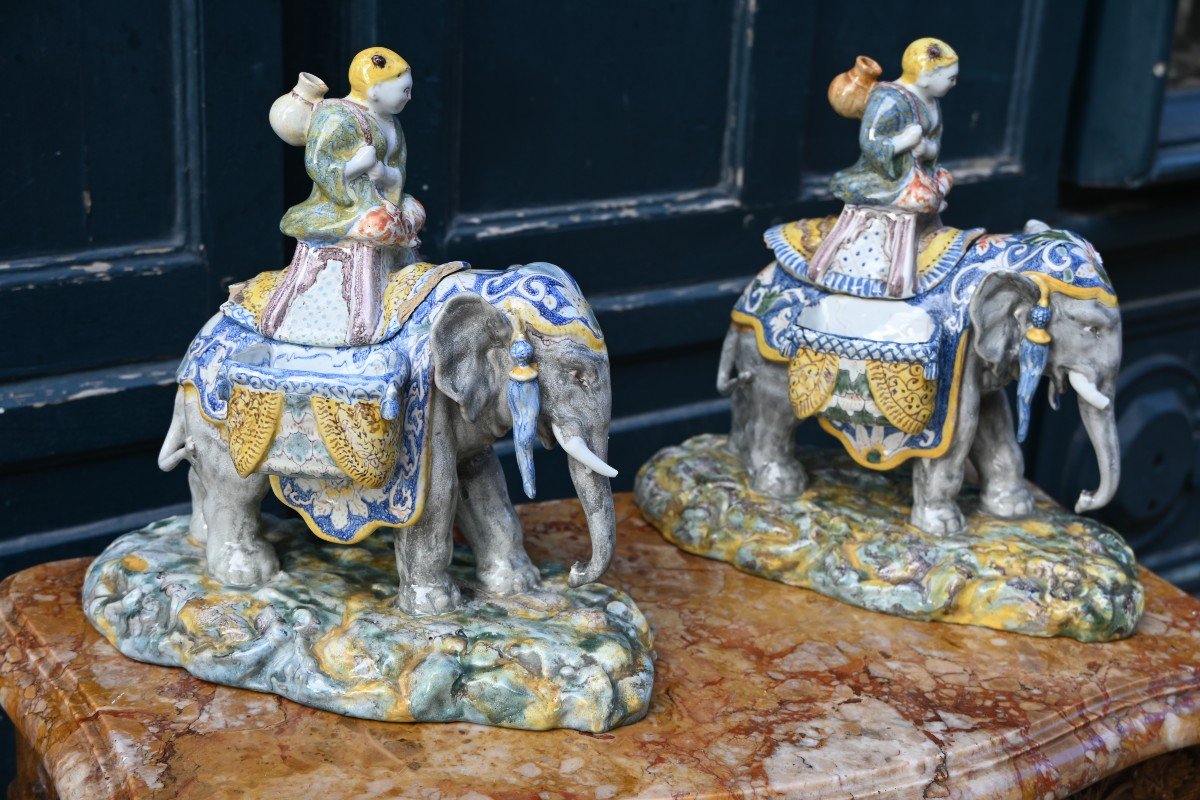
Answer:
[
  {"xmin": 819, "ymin": 335, "xmax": 969, "ymax": 471},
  {"xmin": 736, "ymin": 302, "xmax": 968, "ymax": 469},
  {"xmin": 865, "ymin": 360, "xmax": 937, "ymax": 435},
  {"xmin": 225, "ymin": 387, "xmax": 284, "ymax": 478},
  {"xmin": 779, "ymin": 216, "xmax": 838, "ymax": 260},
  {"xmin": 501, "ymin": 298, "xmax": 606, "ymax": 353},
  {"xmin": 310, "ymin": 396, "xmax": 398, "ymax": 489},
  {"xmin": 120, "ymin": 554, "xmax": 149, "ymax": 572},
  {"xmin": 775, "ymin": 220, "xmax": 973, "ymax": 278},
  {"xmin": 348, "ymin": 46, "xmax": 410, "ymax": 102},
  {"xmin": 1022, "ymin": 271, "xmax": 1118, "ymax": 307},
  {"xmin": 639, "ymin": 436, "xmax": 1144, "ymax": 641},
  {"xmin": 269, "ymin": 428, "xmax": 433, "ymax": 545},
  {"xmin": 380, "ymin": 260, "xmax": 467, "ymax": 335},
  {"xmin": 509, "ymin": 365, "xmax": 539, "ymax": 381},
  {"xmin": 900, "ymin": 37, "xmax": 959, "ymax": 84},
  {"xmin": 788, "ymin": 348, "xmax": 838, "ymax": 419},
  {"xmin": 729, "ymin": 315, "xmax": 790, "ymax": 363},
  {"xmin": 916, "ymin": 227, "xmax": 962, "ymax": 274},
  {"xmin": 229, "ymin": 269, "xmax": 286, "ymax": 323}
]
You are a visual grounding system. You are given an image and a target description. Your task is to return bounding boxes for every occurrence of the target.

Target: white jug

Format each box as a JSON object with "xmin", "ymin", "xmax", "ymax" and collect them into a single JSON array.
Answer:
[{"xmin": 269, "ymin": 72, "xmax": 329, "ymax": 147}]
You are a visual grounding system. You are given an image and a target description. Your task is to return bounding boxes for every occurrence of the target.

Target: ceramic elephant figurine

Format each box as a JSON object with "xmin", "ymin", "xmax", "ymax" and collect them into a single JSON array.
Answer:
[
  {"xmin": 720, "ymin": 222, "xmax": 1121, "ymax": 535},
  {"xmin": 160, "ymin": 262, "xmax": 618, "ymax": 615}
]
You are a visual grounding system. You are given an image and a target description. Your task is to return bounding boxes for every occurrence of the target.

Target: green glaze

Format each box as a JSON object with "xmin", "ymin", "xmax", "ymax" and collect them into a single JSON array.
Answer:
[
  {"xmin": 280, "ymin": 101, "xmax": 407, "ymax": 243},
  {"xmin": 635, "ymin": 435, "xmax": 1143, "ymax": 642},
  {"xmin": 83, "ymin": 516, "xmax": 653, "ymax": 731}
]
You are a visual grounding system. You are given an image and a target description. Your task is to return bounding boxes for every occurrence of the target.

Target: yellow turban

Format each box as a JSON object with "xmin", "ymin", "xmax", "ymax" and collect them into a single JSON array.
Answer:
[
  {"xmin": 900, "ymin": 38, "xmax": 958, "ymax": 84},
  {"xmin": 348, "ymin": 46, "xmax": 410, "ymax": 101}
]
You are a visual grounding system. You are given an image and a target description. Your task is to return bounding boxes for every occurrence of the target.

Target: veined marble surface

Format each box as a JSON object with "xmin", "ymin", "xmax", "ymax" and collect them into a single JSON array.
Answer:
[
  {"xmin": 636, "ymin": 435, "xmax": 1143, "ymax": 642},
  {"xmin": 2, "ymin": 496, "xmax": 1198, "ymax": 800},
  {"xmin": 81, "ymin": 516, "xmax": 652, "ymax": 732}
]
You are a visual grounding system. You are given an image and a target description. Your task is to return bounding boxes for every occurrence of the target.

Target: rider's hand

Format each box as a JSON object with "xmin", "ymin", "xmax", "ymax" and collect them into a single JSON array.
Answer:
[
  {"xmin": 368, "ymin": 161, "xmax": 401, "ymax": 188},
  {"xmin": 345, "ymin": 144, "xmax": 377, "ymax": 180},
  {"xmin": 913, "ymin": 137, "xmax": 939, "ymax": 160},
  {"xmin": 890, "ymin": 124, "xmax": 923, "ymax": 154}
]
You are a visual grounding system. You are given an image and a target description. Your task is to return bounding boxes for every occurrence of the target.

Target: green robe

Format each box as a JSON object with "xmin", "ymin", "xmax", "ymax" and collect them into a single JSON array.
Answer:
[
  {"xmin": 280, "ymin": 100, "xmax": 408, "ymax": 244},
  {"xmin": 829, "ymin": 82, "xmax": 944, "ymax": 212}
]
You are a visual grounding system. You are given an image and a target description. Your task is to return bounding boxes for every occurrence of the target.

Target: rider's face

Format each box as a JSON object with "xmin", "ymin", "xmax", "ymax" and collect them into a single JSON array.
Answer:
[
  {"xmin": 368, "ymin": 72, "xmax": 413, "ymax": 114},
  {"xmin": 919, "ymin": 63, "xmax": 958, "ymax": 98}
]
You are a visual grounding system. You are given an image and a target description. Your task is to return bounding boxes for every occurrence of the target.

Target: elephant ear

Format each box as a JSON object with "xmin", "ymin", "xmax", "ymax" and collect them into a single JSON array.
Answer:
[
  {"xmin": 970, "ymin": 271, "xmax": 1040, "ymax": 366},
  {"xmin": 431, "ymin": 294, "xmax": 512, "ymax": 422}
]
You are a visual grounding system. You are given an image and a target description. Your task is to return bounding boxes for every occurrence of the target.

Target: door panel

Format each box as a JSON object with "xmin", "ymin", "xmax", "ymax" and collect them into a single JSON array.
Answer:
[{"xmin": 458, "ymin": 1, "xmax": 735, "ymax": 210}]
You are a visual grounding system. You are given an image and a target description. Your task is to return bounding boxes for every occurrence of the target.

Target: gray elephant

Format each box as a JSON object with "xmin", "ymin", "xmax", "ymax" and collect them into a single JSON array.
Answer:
[
  {"xmin": 720, "ymin": 223, "xmax": 1120, "ymax": 535},
  {"xmin": 160, "ymin": 262, "xmax": 618, "ymax": 615}
]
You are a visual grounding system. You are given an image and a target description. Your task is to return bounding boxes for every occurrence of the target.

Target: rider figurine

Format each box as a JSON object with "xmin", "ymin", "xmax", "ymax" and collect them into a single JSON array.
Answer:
[
  {"xmin": 262, "ymin": 47, "xmax": 426, "ymax": 346},
  {"xmin": 809, "ymin": 38, "xmax": 959, "ymax": 299}
]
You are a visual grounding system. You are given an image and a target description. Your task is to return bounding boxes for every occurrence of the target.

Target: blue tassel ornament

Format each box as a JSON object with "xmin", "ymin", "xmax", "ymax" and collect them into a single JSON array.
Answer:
[
  {"xmin": 506, "ymin": 337, "xmax": 541, "ymax": 499},
  {"xmin": 1015, "ymin": 295, "xmax": 1052, "ymax": 443}
]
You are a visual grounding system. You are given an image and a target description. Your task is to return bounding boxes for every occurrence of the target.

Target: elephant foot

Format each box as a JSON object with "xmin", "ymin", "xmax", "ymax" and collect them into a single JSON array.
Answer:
[
  {"xmin": 980, "ymin": 484, "xmax": 1035, "ymax": 518},
  {"xmin": 207, "ymin": 540, "xmax": 280, "ymax": 588},
  {"xmin": 396, "ymin": 578, "xmax": 461, "ymax": 616},
  {"xmin": 749, "ymin": 460, "xmax": 807, "ymax": 498},
  {"xmin": 188, "ymin": 512, "xmax": 208, "ymax": 544},
  {"xmin": 477, "ymin": 556, "xmax": 541, "ymax": 596},
  {"xmin": 910, "ymin": 501, "xmax": 967, "ymax": 536}
]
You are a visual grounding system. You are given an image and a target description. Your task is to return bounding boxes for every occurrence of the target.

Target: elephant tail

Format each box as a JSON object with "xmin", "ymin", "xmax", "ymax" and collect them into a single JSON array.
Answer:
[
  {"xmin": 716, "ymin": 324, "xmax": 753, "ymax": 396},
  {"xmin": 158, "ymin": 388, "xmax": 189, "ymax": 472}
]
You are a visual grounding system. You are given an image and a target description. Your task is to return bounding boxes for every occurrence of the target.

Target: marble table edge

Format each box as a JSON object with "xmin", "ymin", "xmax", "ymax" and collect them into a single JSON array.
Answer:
[
  {"xmin": 0, "ymin": 575, "xmax": 135, "ymax": 799},
  {"xmin": 2, "ymin": 540, "xmax": 1200, "ymax": 799}
]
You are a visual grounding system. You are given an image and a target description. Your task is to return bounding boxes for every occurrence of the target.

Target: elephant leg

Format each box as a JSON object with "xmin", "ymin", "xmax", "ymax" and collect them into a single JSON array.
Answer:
[
  {"xmin": 186, "ymin": 409, "xmax": 279, "ymax": 586},
  {"xmin": 455, "ymin": 447, "xmax": 540, "ymax": 595},
  {"xmin": 911, "ymin": 357, "xmax": 982, "ymax": 535},
  {"xmin": 187, "ymin": 466, "xmax": 209, "ymax": 543},
  {"xmin": 730, "ymin": 332, "xmax": 806, "ymax": 496},
  {"xmin": 394, "ymin": 403, "xmax": 462, "ymax": 615},
  {"xmin": 972, "ymin": 390, "xmax": 1035, "ymax": 517}
]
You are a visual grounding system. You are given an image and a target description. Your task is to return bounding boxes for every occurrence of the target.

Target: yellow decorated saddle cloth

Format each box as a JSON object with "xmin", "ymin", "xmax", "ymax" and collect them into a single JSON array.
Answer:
[
  {"xmin": 733, "ymin": 257, "xmax": 976, "ymax": 470},
  {"xmin": 765, "ymin": 216, "xmax": 984, "ymax": 298}
]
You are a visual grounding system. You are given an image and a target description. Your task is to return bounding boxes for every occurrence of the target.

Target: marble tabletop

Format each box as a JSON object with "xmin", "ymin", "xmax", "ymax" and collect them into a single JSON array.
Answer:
[{"xmin": 2, "ymin": 494, "xmax": 1199, "ymax": 799}]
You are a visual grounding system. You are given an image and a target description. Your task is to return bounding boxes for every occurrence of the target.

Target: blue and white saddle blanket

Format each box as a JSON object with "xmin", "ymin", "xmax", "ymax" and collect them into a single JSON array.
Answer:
[
  {"xmin": 178, "ymin": 261, "xmax": 604, "ymax": 543},
  {"xmin": 734, "ymin": 226, "xmax": 1115, "ymax": 469}
]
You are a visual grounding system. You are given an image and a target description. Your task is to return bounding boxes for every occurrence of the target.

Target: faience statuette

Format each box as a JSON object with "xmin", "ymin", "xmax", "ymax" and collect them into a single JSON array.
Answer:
[
  {"xmin": 83, "ymin": 47, "xmax": 652, "ymax": 730},
  {"xmin": 637, "ymin": 38, "xmax": 1142, "ymax": 641}
]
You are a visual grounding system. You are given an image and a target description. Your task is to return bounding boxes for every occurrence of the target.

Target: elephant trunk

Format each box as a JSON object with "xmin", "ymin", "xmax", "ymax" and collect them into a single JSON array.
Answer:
[
  {"xmin": 557, "ymin": 422, "xmax": 617, "ymax": 587},
  {"xmin": 1075, "ymin": 393, "xmax": 1120, "ymax": 513}
]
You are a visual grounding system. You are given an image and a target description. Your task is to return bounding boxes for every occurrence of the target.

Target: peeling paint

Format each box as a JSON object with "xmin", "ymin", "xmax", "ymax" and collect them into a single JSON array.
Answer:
[
  {"xmin": 68, "ymin": 262, "xmax": 114, "ymax": 275},
  {"xmin": 66, "ymin": 387, "xmax": 121, "ymax": 401},
  {"xmin": 452, "ymin": 190, "xmax": 739, "ymax": 241}
]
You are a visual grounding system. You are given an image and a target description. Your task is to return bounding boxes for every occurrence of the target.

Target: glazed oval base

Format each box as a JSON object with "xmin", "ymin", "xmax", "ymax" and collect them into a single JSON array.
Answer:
[
  {"xmin": 635, "ymin": 434, "xmax": 1143, "ymax": 642},
  {"xmin": 82, "ymin": 516, "xmax": 653, "ymax": 732}
]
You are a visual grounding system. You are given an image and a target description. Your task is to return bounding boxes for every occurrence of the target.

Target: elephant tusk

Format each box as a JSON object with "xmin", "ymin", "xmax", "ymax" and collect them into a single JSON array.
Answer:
[
  {"xmin": 1068, "ymin": 371, "xmax": 1111, "ymax": 410},
  {"xmin": 552, "ymin": 424, "xmax": 618, "ymax": 478}
]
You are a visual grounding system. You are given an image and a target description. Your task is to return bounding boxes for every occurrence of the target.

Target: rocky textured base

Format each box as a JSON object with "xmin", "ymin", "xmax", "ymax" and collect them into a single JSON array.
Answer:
[
  {"xmin": 82, "ymin": 516, "xmax": 653, "ymax": 731},
  {"xmin": 636, "ymin": 434, "xmax": 1143, "ymax": 642}
]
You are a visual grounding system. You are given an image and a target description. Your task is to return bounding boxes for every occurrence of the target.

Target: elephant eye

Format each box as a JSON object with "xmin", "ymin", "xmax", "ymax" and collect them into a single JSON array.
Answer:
[
  {"xmin": 570, "ymin": 368, "xmax": 590, "ymax": 387},
  {"xmin": 1085, "ymin": 325, "xmax": 1100, "ymax": 336}
]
